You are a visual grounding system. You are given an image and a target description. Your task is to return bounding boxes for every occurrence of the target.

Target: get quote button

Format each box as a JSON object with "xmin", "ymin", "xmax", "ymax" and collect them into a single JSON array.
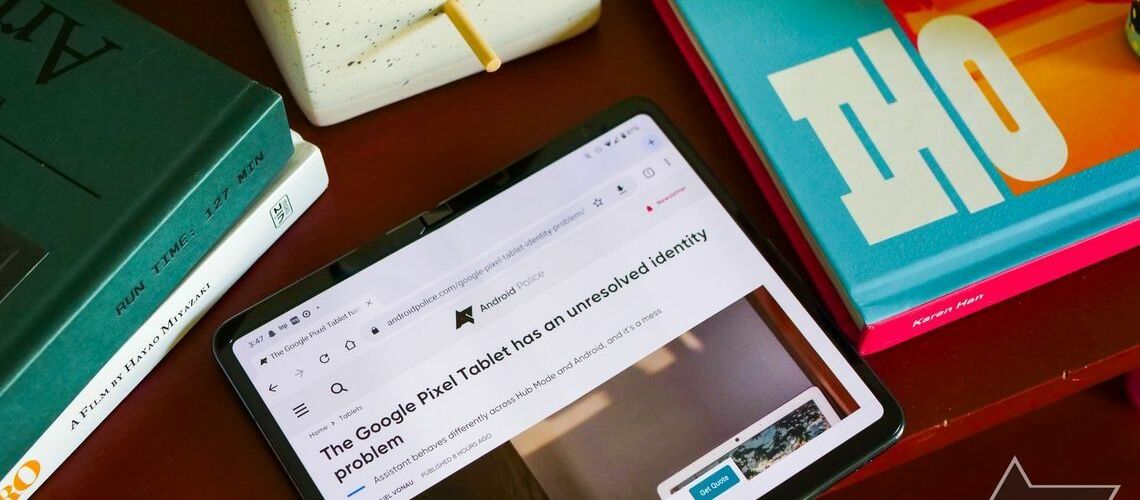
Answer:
[{"xmin": 688, "ymin": 464, "xmax": 740, "ymax": 499}]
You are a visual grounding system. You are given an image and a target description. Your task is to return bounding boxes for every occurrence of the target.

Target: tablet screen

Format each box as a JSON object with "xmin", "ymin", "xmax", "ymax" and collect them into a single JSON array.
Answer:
[{"xmin": 227, "ymin": 114, "xmax": 886, "ymax": 499}]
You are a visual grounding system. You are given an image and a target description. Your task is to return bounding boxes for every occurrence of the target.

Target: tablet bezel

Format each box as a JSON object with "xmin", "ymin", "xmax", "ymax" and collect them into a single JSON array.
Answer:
[{"xmin": 213, "ymin": 98, "xmax": 904, "ymax": 500}]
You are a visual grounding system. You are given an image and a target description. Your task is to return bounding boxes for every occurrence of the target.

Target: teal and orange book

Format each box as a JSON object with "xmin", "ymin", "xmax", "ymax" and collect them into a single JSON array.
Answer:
[
  {"xmin": 0, "ymin": 0, "xmax": 293, "ymax": 486},
  {"xmin": 655, "ymin": 0, "xmax": 1140, "ymax": 353}
]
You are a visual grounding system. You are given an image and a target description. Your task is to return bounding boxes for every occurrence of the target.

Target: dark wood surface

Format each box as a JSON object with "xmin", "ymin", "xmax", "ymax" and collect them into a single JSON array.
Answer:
[
  {"xmin": 39, "ymin": 1, "xmax": 1140, "ymax": 498},
  {"xmin": 827, "ymin": 379, "xmax": 1140, "ymax": 499}
]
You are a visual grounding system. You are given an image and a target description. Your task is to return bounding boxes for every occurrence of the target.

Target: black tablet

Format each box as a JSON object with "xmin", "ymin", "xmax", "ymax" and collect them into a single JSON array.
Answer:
[{"xmin": 214, "ymin": 99, "xmax": 903, "ymax": 500}]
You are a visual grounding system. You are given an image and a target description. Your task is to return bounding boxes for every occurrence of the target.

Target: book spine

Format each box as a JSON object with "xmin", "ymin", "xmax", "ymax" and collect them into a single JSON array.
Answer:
[
  {"xmin": 0, "ymin": 93, "xmax": 293, "ymax": 473},
  {"xmin": 860, "ymin": 217, "xmax": 1140, "ymax": 354},
  {"xmin": 0, "ymin": 139, "xmax": 328, "ymax": 498},
  {"xmin": 650, "ymin": 0, "xmax": 862, "ymax": 339}
]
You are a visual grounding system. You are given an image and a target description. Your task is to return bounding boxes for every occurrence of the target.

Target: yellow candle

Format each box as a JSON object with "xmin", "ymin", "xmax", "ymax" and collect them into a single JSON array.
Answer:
[{"xmin": 443, "ymin": 0, "xmax": 502, "ymax": 72}]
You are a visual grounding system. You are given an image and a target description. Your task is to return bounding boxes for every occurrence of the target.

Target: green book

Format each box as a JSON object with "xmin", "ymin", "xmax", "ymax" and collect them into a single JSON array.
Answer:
[{"xmin": 0, "ymin": 0, "xmax": 293, "ymax": 482}]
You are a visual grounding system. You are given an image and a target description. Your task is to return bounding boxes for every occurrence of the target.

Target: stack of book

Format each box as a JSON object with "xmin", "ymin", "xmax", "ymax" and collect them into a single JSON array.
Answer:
[
  {"xmin": 0, "ymin": 0, "xmax": 328, "ymax": 496},
  {"xmin": 654, "ymin": 0, "xmax": 1140, "ymax": 354}
]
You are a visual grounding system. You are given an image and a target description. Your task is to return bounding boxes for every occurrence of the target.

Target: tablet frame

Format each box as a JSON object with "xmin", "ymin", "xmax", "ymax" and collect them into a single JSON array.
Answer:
[{"xmin": 213, "ymin": 98, "xmax": 904, "ymax": 500}]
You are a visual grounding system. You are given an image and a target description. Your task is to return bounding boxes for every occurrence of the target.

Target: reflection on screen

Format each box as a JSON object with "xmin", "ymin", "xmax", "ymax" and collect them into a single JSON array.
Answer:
[{"xmin": 230, "ymin": 115, "xmax": 883, "ymax": 500}]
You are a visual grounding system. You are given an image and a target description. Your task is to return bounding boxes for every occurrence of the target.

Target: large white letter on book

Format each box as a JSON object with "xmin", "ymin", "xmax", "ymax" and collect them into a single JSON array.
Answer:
[
  {"xmin": 769, "ymin": 28, "xmax": 1003, "ymax": 244},
  {"xmin": 919, "ymin": 15, "xmax": 1067, "ymax": 182}
]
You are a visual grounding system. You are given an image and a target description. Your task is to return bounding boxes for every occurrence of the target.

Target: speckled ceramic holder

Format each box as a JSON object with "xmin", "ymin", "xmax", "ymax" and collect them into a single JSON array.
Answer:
[{"xmin": 246, "ymin": 0, "xmax": 601, "ymax": 126}]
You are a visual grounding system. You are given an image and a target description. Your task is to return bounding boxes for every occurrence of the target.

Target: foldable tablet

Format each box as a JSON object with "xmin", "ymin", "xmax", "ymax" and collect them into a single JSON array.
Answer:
[{"xmin": 214, "ymin": 99, "xmax": 903, "ymax": 499}]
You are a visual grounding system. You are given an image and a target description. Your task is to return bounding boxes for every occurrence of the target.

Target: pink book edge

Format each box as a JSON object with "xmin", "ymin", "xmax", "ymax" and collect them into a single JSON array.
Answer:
[{"xmin": 861, "ymin": 217, "xmax": 1140, "ymax": 354}]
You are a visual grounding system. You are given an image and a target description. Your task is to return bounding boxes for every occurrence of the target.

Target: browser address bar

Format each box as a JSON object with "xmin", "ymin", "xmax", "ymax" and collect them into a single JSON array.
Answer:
[
  {"xmin": 381, "ymin": 207, "xmax": 585, "ymax": 331},
  {"xmin": 363, "ymin": 176, "xmax": 635, "ymax": 340}
]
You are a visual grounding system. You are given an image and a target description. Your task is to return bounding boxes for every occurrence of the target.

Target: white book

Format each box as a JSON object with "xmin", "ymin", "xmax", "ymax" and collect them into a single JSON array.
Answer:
[{"xmin": 0, "ymin": 132, "xmax": 329, "ymax": 499}]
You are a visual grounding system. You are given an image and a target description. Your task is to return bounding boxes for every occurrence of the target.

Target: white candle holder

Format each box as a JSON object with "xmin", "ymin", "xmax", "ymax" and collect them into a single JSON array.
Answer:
[{"xmin": 246, "ymin": 0, "xmax": 602, "ymax": 126}]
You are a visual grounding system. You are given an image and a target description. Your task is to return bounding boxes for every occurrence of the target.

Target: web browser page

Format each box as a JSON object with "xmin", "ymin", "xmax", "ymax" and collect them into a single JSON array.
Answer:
[{"xmin": 230, "ymin": 114, "xmax": 884, "ymax": 499}]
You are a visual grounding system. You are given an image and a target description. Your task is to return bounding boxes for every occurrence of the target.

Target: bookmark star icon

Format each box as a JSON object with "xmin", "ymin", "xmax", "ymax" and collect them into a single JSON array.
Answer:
[{"xmin": 990, "ymin": 457, "xmax": 1118, "ymax": 500}]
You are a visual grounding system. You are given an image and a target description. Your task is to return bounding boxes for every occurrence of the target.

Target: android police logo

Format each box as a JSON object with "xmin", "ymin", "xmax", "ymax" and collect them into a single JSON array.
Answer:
[{"xmin": 455, "ymin": 306, "xmax": 474, "ymax": 329}]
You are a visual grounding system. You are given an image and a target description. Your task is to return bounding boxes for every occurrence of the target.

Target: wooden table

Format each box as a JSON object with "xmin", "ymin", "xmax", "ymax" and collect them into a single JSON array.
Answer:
[{"xmin": 42, "ymin": 1, "xmax": 1140, "ymax": 497}]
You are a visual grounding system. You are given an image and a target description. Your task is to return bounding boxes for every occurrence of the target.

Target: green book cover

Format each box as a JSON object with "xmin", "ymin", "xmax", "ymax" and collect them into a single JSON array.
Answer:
[{"xmin": 0, "ymin": 0, "xmax": 294, "ymax": 478}]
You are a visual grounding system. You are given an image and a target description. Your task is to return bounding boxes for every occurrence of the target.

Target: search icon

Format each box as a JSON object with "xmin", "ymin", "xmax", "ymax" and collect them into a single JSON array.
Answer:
[{"xmin": 330, "ymin": 383, "xmax": 348, "ymax": 395}]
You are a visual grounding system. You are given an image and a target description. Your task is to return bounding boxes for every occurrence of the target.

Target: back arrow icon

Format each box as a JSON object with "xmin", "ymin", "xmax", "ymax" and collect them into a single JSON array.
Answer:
[
  {"xmin": 268, "ymin": 384, "xmax": 278, "ymax": 392},
  {"xmin": 294, "ymin": 369, "xmax": 304, "ymax": 378}
]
